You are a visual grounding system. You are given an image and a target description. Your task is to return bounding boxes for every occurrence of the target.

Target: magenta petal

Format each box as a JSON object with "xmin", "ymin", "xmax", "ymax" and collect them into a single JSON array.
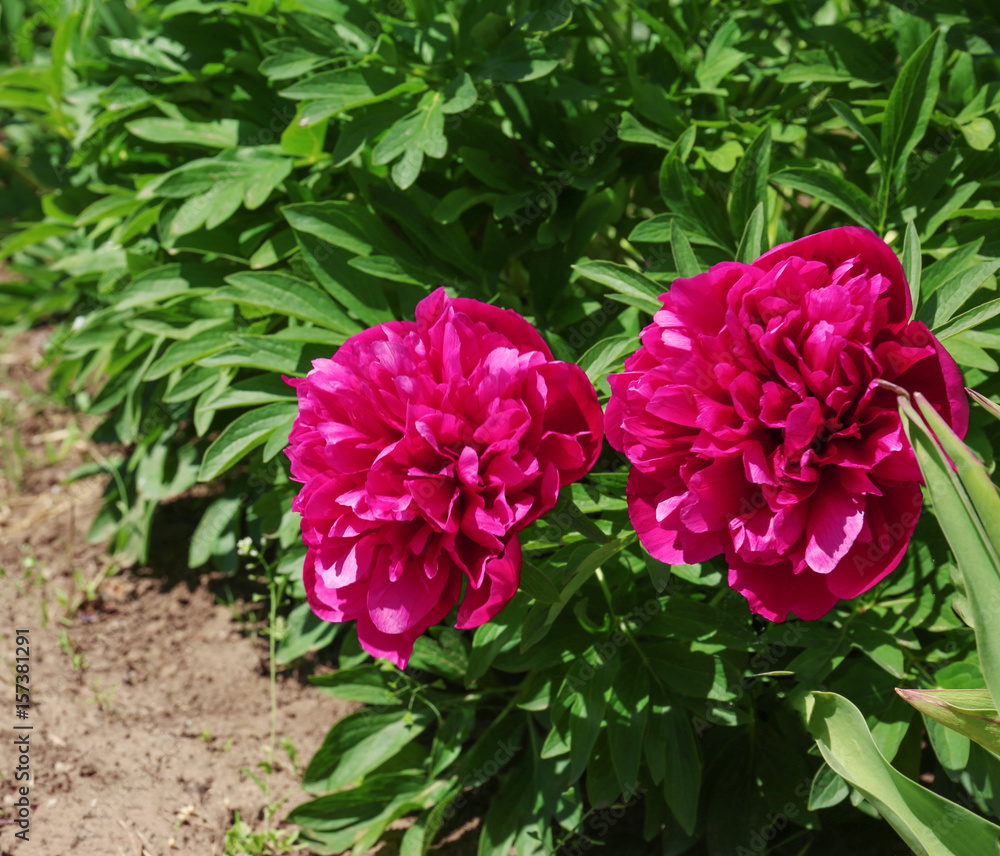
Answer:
[
  {"xmin": 805, "ymin": 478, "xmax": 864, "ymax": 574},
  {"xmin": 728, "ymin": 557, "xmax": 840, "ymax": 622},
  {"xmin": 304, "ymin": 548, "xmax": 366, "ymax": 623},
  {"xmin": 355, "ymin": 611, "xmax": 419, "ymax": 669},
  {"xmin": 754, "ymin": 227, "xmax": 912, "ymax": 326},
  {"xmin": 455, "ymin": 537, "xmax": 522, "ymax": 629},
  {"xmin": 367, "ymin": 554, "xmax": 454, "ymax": 635},
  {"xmin": 826, "ymin": 481, "xmax": 922, "ymax": 599}
]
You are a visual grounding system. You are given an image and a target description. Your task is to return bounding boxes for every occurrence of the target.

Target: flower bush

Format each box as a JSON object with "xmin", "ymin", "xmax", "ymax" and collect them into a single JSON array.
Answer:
[
  {"xmin": 607, "ymin": 227, "xmax": 970, "ymax": 622},
  {"xmin": 287, "ymin": 288, "xmax": 603, "ymax": 666},
  {"xmin": 4, "ymin": 1, "xmax": 1000, "ymax": 855}
]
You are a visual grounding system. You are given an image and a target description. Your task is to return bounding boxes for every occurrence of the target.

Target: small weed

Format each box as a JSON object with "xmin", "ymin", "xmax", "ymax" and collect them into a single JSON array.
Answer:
[
  {"xmin": 224, "ymin": 810, "xmax": 301, "ymax": 856},
  {"xmin": 58, "ymin": 630, "xmax": 86, "ymax": 670},
  {"xmin": 86, "ymin": 679, "xmax": 116, "ymax": 711},
  {"xmin": 200, "ymin": 728, "xmax": 212, "ymax": 742}
]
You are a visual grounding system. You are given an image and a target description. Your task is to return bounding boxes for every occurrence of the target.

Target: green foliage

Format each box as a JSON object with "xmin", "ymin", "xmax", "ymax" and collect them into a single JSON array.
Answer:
[{"xmin": 4, "ymin": 0, "xmax": 1000, "ymax": 854}]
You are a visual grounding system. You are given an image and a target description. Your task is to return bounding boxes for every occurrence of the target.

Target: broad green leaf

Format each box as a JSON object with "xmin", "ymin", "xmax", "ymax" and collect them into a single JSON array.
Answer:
[
  {"xmin": 303, "ymin": 708, "xmax": 433, "ymax": 793},
  {"xmin": 198, "ymin": 402, "xmax": 298, "ymax": 481},
  {"xmin": 279, "ymin": 67, "xmax": 425, "ymax": 112},
  {"xmin": 930, "ymin": 260, "xmax": 1000, "ymax": 329},
  {"xmin": 288, "ymin": 772, "xmax": 427, "ymax": 842},
  {"xmin": 115, "ymin": 263, "xmax": 223, "ymax": 310},
  {"xmin": 730, "ymin": 124, "xmax": 771, "ymax": 232},
  {"xmin": 661, "ymin": 708, "xmax": 701, "ymax": 835},
  {"xmin": 577, "ymin": 334, "xmax": 638, "ymax": 383},
  {"xmin": 276, "ymin": 602, "xmax": 339, "ymax": 665},
  {"xmin": 671, "ymin": 219, "xmax": 701, "ymax": 278},
  {"xmin": 441, "ymin": 71, "xmax": 477, "ymax": 114},
  {"xmin": 209, "ymin": 271, "xmax": 358, "ymax": 333},
  {"xmin": 882, "ymin": 31, "xmax": 943, "ymax": 187},
  {"xmin": 771, "ymin": 168, "xmax": 877, "ymax": 230},
  {"xmin": 199, "ymin": 335, "xmax": 327, "ymax": 374},
  {"xmin": 561, "ymin": 648, "xmax": 620, "ymax": 783},
  {"xmin": 472, "ymin": 36, "xmax": 560, "ymax": 82},
  {"xmin": 572, "ymin": 260, "xmax": 663, "ymax": 314},
  {"xmin": 309, "ymin": 667, "xmax": 400, "ymax": 705},
  {"xmin": 934, "ymin": 298, "xmax": 1000, "ymax": 341},
  {"xmin": 196, "ymin": 374, "xmax": 295, "ymax": 412},
  {"xmin": 735, "ymin": 201, "xmax": 765, "ymax": 264},
  {"xmin": 188, "ymin": 493, "xmax": 242, "ymax": 568},
  {"xmin": 607, "ymin": 659, "xmax": 649, "ymax": 792},
  {"xmin": 808, "ymin": 763, "xmax": 849, "ymax": 810},
  {"xmin": 902, "ymin": 393, "xmax": 1000, "ymax": 713},
  {"xmin": 896, "ymin": 688, "xmax": 1000, "ymax": 757},
  {"xmin": 244, "ymin": 158, "xmax": 293, "ymax": 209},
  {"xmin": 259, "ymin": 38, "xmax": 334, "ymax": 80},
  {"xmin": 828, "ymin": 99, "xmax": 882, "ymax": 165},
  {"xmin": 799, "ymin": 691, "xmax": 1000, "ymax": 856},
  {"xmin": 125, "ymin": 116, "xmax": 240, "ymax": 148},
  {"xmin": 695, "ymin": 19, "xmax": 747, "ymax": 90},
  {"xmin": 145, "ymin": 329, "xmax": 232, "ymax": 380}
]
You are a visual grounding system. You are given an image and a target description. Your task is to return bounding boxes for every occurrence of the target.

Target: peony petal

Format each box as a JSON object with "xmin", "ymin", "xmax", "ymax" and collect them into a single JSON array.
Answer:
[
  {"xmin": 804, "ymin": 478, "xmax": 865, "ymax": 574},
  {"xmin": 754, "ymin": 227, "xmax": 912, "ymax": 326},
  {"xmin": 367, "ymin": 554, "xmax": 456, "ymax": 635},
  {"xmin": 727, "ymin": 556, "xmax": 840, "ymax": 622},
  {"xmin": 455, "ymin": 537, "xmax": 522, "ymax": 629}
]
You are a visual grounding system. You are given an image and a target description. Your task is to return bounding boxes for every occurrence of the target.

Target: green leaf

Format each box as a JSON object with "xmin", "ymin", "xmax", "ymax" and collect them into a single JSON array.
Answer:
[
  {"xmin": 771, "ymin": 168, "xmax": 877, "ymax": 230},
  {"xmin": 279, "ymin": 67, "xmax": 425, "ymax": 111},
  {"xmin": 661, "ymin": 708, "xmax": 701, "ymax": 835},
  {"xmin": 565, "ymin": 648, "xmax": 619, "ymax": 783},
  {"xmin": 969, "ymin": 389, "xmax": 1000, "ymax": 423},
  {"xmin": 188, "ymin": 493, "xmax": 242, "ymax": 568},
  {"xmin": 441, "ymin": 71, "xmax": 477, "ymax": 114},
  {"xmin": 929, "ymin": 260, "xmax": 1000, "ymax": 329},
  {"xmin": 259, "ymin": 38, "xmax": 334, "ymax": 80},
  {"xmin": 735, "ymin": 201, "xmax": 765, "ymax": 264},
  {"xmin": 896, "ymin": 688, "xmax": 1000, "ymax": 757},
  {"xmin": 144, "ymin": 329, "xmax": 232, "ymax": 380},
  {"xmin": 577, "ymin": 334, "xmax": 638, "ymax": 384},
  {"xmin": 902, "ymin": 220, "xmax": 921, "ymax": 314},
  {"xmin": 808, "ymin": 763, "xmax": 849, "ymax": 811},
  {"xmin": 607, "ymin": 659, "xmax": 649, "ymax": 792},
  {"xmin": 303, "ymin": 707, "xmax": 433, "ymax": 793},
  {"xmin": 125, "ymin": 116, "xmax": 240, "ymax": 148},
  {"xmin": 882, "ymin": 31, "xmax": 943, "ymax": 187},
  {"xmin": 572, "ymin": 261, "xmax": 663, "ymax": 314},
  {"xmin": 799, "ymin": 691, "xmax": 1000, "ymax": 856},
  {"xmin": 828, "ymin": 99, "xmax": 882, "ymax": 165},
  {"xmin": 115, "ymin": 263, "xmax": 223, "ymax": 311},
  {"xmin": 695, "ymin": 19, "xmax": 747, "ymax": 90},
  {"xmin": 472, "ymin": 36, "xmax": 560, "ymax": 82},
  {"xmin": 276, "ymin": 602, "xmax": 339, "ymax": 665},
  {"xmin": 671, "ymin": 219, "xmax": 701, "ymax": 278},
  {"xmin": 933, "ymin": 298, "xmax": 1000, "ymax": 341},
  {"xmin": 729, "ymin": 124, "xmax": 771, "ymax": 232},
  {"xmin": 901, "ymin": 393, "xmax": 1000, "ymax": 714},
  {"xmin": 209, "ymin": 271, "xmax": 358, "ymax": 333},
  {"xmin": 309, "ymin": 667, "xmax": 400, "ymax": 705},
  {"xmin": 198, "ymin": 402, "xmax": 298, "ymax": 481}
]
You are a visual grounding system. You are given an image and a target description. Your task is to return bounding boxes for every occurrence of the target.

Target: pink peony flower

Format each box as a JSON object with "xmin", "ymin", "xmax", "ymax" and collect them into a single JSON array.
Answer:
[
  {"xmin": 606, "ymin": 227, "xmax": 969, "ymax": 621},
  {"xmin": 285, "ymin": 288, "xmax": 604, "ymax": 667}
]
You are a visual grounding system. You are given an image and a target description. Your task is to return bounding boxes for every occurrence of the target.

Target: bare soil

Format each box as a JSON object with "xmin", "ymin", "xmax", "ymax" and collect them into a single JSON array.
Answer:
[{"xmin": 0, "ymin": 328, "xmax": 348, "ymax": 856}]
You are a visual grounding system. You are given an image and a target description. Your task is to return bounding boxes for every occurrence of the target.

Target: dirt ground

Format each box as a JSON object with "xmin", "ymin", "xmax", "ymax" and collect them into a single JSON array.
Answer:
[{"xmin": 0, "ymin": 327, "xmax": 351, "ymax": 856}]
